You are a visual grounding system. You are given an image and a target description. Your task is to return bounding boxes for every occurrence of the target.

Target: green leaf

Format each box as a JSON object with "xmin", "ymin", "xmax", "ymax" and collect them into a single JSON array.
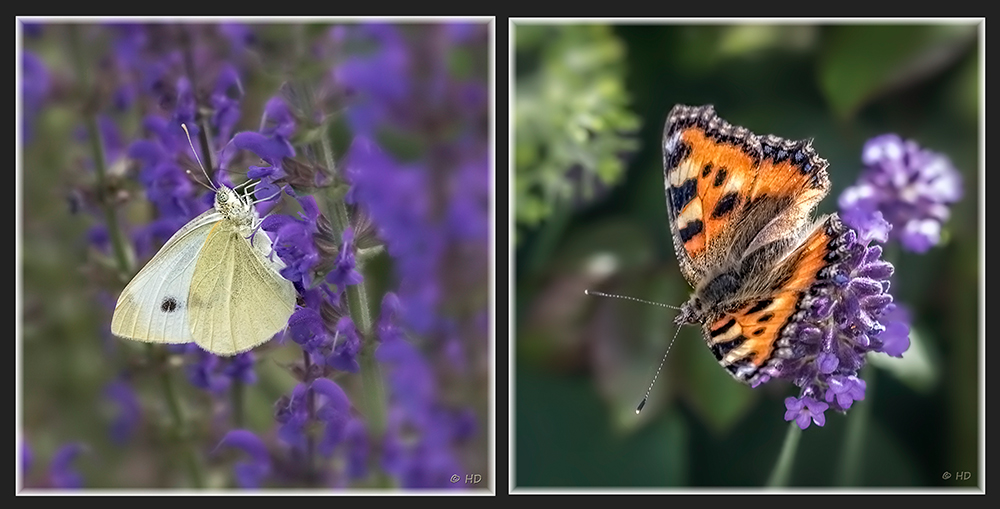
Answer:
[
  {"xmin": 515, "ymin": 367, "xmax": 687, "ymax": 487},
  {"xmin": 819, "ymin": 25, "xmax": 976, "ymax": 120}
]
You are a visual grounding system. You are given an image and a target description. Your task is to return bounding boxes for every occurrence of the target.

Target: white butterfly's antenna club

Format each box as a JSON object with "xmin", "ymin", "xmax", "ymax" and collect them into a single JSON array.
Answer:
[
  {"xmin": 180, "ymin": 124, "xmax": 218, "ymax": 192},
  {"xmin": 583, "ymin": 289, "xmax": 683, "ymax": 415}
]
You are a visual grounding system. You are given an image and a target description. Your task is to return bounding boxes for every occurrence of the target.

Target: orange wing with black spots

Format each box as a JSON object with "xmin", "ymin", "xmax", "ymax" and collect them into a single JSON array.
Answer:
[
  {"xmin": 662, "ymin": 104, "xmax": 831, "ymax": 287},
  {"xmin": 703, "ymin": 215, "xmax": 848, "ymax": 382}
]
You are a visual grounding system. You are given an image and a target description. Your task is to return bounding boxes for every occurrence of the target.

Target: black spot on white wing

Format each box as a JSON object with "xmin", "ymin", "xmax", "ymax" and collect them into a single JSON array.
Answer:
[{"xmin": 161, "ymin": 297, "xmax": 180, "ymax": 313}]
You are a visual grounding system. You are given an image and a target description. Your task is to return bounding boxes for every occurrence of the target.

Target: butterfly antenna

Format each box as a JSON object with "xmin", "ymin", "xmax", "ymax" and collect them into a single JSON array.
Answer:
[
  {"xmin": 583, "ymin": 289, "xmax": 681, "ymax": 311},
  {"xmin": 180, "ymin": 124, "xmax": 217, "ymax": 191},
  {"xmin": 636, "ymin": 324, "xmax": 682, "ymax": 414},
  {"xmin": 583, "ymin": 289, "xmax": 683, "ymax": 414}
]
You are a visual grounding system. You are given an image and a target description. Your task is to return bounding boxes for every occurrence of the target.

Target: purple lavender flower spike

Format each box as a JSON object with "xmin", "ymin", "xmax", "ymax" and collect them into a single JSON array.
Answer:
[
  {"xmin": 824, "ymin": 375, "xmax": 866, "ymax": 410},
  {"xmin": 312, "ymin": 378, "xmax": 352, "ymax": 457},
  {"xmin": 275, "ymin": 383, "xmax": 310, "ymax": 450},
  {"xmin": 172, "ymin": 76, "xmax": 197, "ymax": 130},
  {"xmin": 287, "ymin": 307, "xmax": 328, "ymax": 353},
  {"xmin": 49, "ymin": 442, "xmax": 87, "ymax": 489},
  {"xmin": 220, "ymin": 23, "xmax": 255, "ymax": 56},
  {"xmin": 876, "ymin": 303, "xmax": 912, "ymax": 357},
  {"xmin": 105, "ymin": 380, "xmax": 141, "ymax": 444},
  {"xmin": 261, "ymin": 96, "xmax": 296, "ymax": 139},
  {"xmin": 784, "ymin": 396, "xmax": 828, "ymax": 430},
  {"xmin": 840, "ymin": 134, "xmax": 962, "ymax": 253},
  {"xmin": 22, "ymin": 50, "xmax": 50, "ymax": 144},
  {"xmin": 224, "ymin": 352, "xmax": 257, "ymax": 385},
  {"xmin": 345, "ymin": 417, "xmax": 369, "ymax": 479},
  {"xmin": 261, "ymin": 196, "xmax": 321, "ymax": 288},
  {"xmin": 211, "ymin": 64, "xmax": 243, "ymax": 144},
  {"xmin": 218, "ymin": 430, "xmax": 271, "ymax": 489},
  {"xmin": 326, "ymin": 226, "xmax": 363, "ymax": 294},
  {"xmin": 227, "ymin": 131, "xmax": 294, "ymax": 168},
  {"xmin": 186, "ymin": 349, "xmax": 230, "ymax": 394},
  {"xmin": 23, "ymin": 440, "xmax": 33, "ymax": 477},
  {"xmin": 326, "ymin": 316, "xmax": 361, "ymax": 373}
]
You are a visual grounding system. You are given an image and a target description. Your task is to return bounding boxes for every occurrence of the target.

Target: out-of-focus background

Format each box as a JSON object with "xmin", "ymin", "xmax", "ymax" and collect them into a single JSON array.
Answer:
[
  {"xmin": 20, "ymin": 20, "xmax": 490, "ymax": 490},
  {"xmin": 514, "ymin": 22, "xmax": 979, "ymax": 487}
]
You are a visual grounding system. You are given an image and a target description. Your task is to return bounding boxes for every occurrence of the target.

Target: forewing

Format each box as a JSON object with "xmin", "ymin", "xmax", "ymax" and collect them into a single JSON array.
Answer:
[
  {"xmin": 111, "ymin": 210, "xmax": 221, "ymax": 344},
  {"xmin": 662, "ymin": 104, "xmax": 830, "ymax": 286}
]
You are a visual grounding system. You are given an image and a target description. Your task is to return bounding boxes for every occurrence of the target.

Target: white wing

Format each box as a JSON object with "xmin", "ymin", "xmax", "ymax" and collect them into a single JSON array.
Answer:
[
  {"xmin": 188, "ymin": 221, "xmax": 296, "ymax": 356},
  {"xmin": 111, "ymin": 209, "xmax": 222, "ymax": 344}
]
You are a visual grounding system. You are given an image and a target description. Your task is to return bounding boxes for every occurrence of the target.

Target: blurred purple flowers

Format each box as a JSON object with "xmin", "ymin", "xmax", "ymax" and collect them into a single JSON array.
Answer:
[
  {"xmin": 104, "ymin": 380, "xmax": 141, "ymax": 444},
  {"xmin": 341, "ymin": 23, "xmax": 490, "ymax": 338},
  {"xmin": 218, "ymin": 430, "xmax": 271, "ymax": 488},
  {"xmin": 839, "ymin": 134, "xmax": 962, "ymax": 253},
  {"xmin": 334, "ymin": 23, "xmax": 487, "ymax": 486},
  {"xmin": 49, "ymin": 442, "xmax": 88, "ymax": 489},
  {"xmin": 22, "ymin": 50, "xmax": 50, "ymax": 144}
]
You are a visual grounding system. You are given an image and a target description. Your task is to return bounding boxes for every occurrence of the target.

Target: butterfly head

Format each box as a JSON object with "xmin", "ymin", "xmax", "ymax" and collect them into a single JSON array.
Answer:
[
  {"xmin": 674, "ymin": 296, "xmax": 707, "ymax": 327},
  {"xmin": 214, "ymin": 186, "xmax": 256, "ymax": 226}
]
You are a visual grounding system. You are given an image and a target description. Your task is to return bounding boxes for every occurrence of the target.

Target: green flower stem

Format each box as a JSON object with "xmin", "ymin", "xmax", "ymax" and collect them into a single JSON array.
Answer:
[
  {"xmin": 68, "ymin": 26, "xmax": 130, "ymax": 276},
  {"xmin": 836, "ymin": 363, "xmax": 874, "ymax": 486},
  {"xmin": 315, "ymin": 120, "xmax": 389, "ymax": 486},
  {"xmin": 766, "ymin": 421, "xmax": 802, "ymax": 487},
  {"xmin": 155, "ymin": 345, "xmax": 205, "ymax": 488}
]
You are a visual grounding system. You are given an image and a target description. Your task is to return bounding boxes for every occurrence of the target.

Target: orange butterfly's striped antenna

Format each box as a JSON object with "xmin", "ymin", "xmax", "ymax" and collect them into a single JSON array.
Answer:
[
  {"xmin": 583, "ymin": 289, "xmax": 682, "ymax": 414},
  {"xmin": 180, "ymin": 124, "xmax": 218, "ymax": 192},
  {"xmin": 636, "ymin": 324, "xmax": 682, "ymax": 414},
  {"xmin": 584, "ymin": 290, "xmax": 680, "ymax": 311}
]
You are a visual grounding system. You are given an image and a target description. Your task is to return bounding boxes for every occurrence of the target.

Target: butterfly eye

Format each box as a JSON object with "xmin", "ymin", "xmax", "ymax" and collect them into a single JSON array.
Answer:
[{"xmin": 218, "ymin": 192, "xmax": 228, "ymax": 203}]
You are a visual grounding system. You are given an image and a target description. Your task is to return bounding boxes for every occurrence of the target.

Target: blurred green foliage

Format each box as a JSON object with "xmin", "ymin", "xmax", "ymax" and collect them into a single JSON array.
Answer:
[
  {"xmin": 515, "ymin": 25, "xmax": 641, "ymax": 244},
  {"xmin": 515, "ymin": 22, "xmax": 980, "ymax": 489}
]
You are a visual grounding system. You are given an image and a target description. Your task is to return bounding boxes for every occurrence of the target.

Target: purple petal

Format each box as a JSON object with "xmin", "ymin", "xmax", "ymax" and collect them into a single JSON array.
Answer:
[{"xmin": 50, "ymin": 443, "xmax": 87, "ymax": 489}]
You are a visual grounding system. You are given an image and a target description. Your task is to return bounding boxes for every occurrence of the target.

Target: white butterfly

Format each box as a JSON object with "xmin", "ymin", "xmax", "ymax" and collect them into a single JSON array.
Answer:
[{"xmin": 111, "ymin": 130, "xmax": 296, "ymax": 356}]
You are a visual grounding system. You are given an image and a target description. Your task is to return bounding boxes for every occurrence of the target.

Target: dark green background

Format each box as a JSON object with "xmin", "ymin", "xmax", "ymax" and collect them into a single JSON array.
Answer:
[{"xmin": 515, "ymin": 23, "xmax": 980, "ymax": 488}]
